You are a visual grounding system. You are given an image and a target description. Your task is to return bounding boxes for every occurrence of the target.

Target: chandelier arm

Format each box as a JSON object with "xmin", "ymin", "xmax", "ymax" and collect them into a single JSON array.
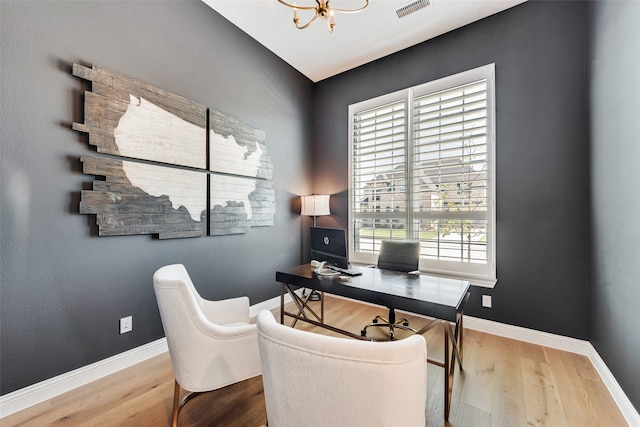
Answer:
[
  {"xmin": 276, "ymin": 0, "xmax": 317, "ymax": 11},
  {"xmin": 331, "ymin": 0, "xmax": 369, "ymax": 14},
  {"xmin": 295, "ymin": 12, "xmax": 319, "ymax": 30}
]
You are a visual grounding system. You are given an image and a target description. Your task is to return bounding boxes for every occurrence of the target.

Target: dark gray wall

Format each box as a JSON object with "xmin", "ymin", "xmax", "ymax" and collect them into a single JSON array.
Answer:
[
  {"xmin": 588, "ymin": 1, "xmax": 640, "ymax": 410},
  {"xmin": 312, "ymin": 0, "xmax": 591, "ymax": 339},
  {"xmin": 0, "ymin": 1, "xmax": 313, "ymax": 395},
  {"xmin": 3, "ymin": 0, "xmax": 639, "ymax": 412}
]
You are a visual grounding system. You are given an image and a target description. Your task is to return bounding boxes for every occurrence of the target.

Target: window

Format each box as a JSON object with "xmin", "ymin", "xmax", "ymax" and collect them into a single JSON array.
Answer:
[{"xmin": 349, "ymin": 64, "xmax": 496, "ymax": 287}]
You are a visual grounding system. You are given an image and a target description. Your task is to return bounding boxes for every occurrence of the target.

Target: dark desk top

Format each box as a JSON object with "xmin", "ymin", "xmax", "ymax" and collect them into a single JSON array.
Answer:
[{"xmin": 276, "ymin": 264, "xmax": 470, "ymax": 322}]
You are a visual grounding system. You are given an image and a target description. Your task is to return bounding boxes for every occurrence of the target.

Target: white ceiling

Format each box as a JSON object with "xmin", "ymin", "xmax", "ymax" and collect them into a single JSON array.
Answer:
[{"xmin": 203, "ymin": 0, "xmax": 526, "ymax": 82}]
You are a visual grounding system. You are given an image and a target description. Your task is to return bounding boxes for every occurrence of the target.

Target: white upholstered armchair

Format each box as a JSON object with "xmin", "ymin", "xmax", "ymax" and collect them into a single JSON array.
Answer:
[
  {"xmin": 256, "ymin": 310, "xmax": 428, "ymax": 427},
  {"xmin": 153, "ymin": 264, "xmax": 261, "ymax": 427}
]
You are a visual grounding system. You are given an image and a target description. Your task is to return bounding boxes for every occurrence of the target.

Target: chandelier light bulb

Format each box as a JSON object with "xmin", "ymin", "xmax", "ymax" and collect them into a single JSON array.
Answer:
[{"xmin": 277, "ymin": 0, "xmax": 369, "ymax": 32}]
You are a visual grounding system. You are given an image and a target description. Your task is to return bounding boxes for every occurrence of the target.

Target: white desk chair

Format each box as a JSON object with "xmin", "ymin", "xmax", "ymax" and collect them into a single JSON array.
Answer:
[
  {"xmin": 257, "ymin": 310, "xmax": 427, "ymax": 427},
  {"xmin": 153, "ymin": 264, "xmax": 261, "ymax": 427}
]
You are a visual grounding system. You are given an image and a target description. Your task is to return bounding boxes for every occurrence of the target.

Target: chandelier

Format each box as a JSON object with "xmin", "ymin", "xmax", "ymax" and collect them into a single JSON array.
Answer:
[{"xmin": 276, "ymin": 0, "xmax": 370, "ymax": 33}]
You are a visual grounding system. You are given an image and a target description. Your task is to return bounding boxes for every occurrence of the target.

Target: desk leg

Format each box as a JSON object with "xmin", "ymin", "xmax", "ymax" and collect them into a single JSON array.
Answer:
[
  {"xmin": 458, "ymin": 311, "xmax": 464, "ymax": 368},
  {"xmin": 446, "ymin": 321, "xmax": 461, "ymax": 421},
  {"xmin": 449, "ymin": 312, "xmax": 465, "ymax": 370},
  {"xmin": 415, "ymin": 315, "xmax": 464, "ymax": 421},
  {"xmin": 281, "ymin": 283, "xmax": 323, "ymax": 326},
  {"xmin": 444, "ymin": 322, "xmax": 451, "ymax": 421},
  {"xmin": 443, "ymin": 313, "xmax": 465, "ymax": 421},
  {"xmin": 280, "ymin": 283, "xmax": 285, "ymax": 324}
]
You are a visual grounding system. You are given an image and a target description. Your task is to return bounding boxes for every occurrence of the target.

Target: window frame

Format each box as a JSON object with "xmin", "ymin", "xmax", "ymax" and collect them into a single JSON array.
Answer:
[{"xmin": 348, "ymin": 64, "xmax": 496, "ymax": 287}]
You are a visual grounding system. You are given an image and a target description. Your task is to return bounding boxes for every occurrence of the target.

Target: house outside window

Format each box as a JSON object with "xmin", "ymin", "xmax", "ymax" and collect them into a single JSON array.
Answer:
[{"xmin": 348, "ymin": 64, "xmax": 496, "ymax": 287}]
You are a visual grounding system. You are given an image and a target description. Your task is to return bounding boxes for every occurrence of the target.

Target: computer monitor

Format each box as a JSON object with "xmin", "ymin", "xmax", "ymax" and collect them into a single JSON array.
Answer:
[{"xmin": 310, "ymin": 227, "xmax": 348, "ymax": 269}]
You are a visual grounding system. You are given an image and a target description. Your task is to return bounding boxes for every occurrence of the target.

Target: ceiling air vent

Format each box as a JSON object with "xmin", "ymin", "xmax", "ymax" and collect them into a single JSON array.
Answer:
[{"xmin": 395, "ymin": 0, "xmax": 430, "ymax": 18}]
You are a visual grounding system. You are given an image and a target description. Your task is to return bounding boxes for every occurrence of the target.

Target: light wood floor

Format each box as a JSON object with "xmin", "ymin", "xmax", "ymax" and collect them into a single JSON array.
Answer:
[{"xmin": 2, "ymin": 296, "xmax": 628, "ymax": 426}]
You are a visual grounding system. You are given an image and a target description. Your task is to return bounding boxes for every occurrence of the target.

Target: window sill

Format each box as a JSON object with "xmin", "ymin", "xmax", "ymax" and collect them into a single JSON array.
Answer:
[{"xmin": 420, "ymin": 268, "xmax": 497, "ymax": 289}]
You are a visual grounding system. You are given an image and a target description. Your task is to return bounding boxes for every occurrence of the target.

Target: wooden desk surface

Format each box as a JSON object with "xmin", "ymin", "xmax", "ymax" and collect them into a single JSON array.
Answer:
[{"xmin": 276, "ymin": 264, "xmax": 470, "ymax": 322}]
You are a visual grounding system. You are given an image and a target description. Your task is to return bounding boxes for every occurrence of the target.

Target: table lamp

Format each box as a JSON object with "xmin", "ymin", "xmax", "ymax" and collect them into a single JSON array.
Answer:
[
  {"xmin": 300, "ymin": 194, "xmax": 330, "ymax": 226},
  {"xmin": 300, "ymin": 194, "xmax": 330, "ymax": 301}
]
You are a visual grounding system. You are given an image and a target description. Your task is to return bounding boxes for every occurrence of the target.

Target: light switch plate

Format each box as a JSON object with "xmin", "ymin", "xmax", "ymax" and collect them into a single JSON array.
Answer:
[
  {"xmin": 482, "ymin": 295, "xmax": 492, "ymax": 308},
  {"xmin": 120, "ymin": 316, "xmax": 132, "ymax": 334}
]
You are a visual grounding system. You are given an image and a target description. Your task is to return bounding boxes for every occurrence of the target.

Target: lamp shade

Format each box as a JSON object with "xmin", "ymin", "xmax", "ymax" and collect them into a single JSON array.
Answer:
[{"xmin": 300, "ymin": 195, "xmax": 330, "ymax": 217}]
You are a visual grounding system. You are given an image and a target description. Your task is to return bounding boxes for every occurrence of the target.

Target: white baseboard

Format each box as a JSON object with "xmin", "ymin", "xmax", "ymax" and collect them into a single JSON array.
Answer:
[
  {"xmin": 249, "ymin": 293, "xmax": 287, "ymax": 318},
  {"xmin": 463, "ymin": 316, "xmax": 592, "ymax": 354},
  {"xmin": 2, "ymin": 295, "xmax": 638, "ymax": 426},
  {"xmin": 464, "ymin": 316, "xmax": 640, "ymax": 426},
  {"xmin": 0, "ymin": 293, "xmax": 287, "ymax": 419},
  {"xmin": 0, "ymin": 338, "xmax": 168, "ymax": 418},
  {"xmin": 587, "ymin": 346, "xmax": 640, "ymax": 427}
]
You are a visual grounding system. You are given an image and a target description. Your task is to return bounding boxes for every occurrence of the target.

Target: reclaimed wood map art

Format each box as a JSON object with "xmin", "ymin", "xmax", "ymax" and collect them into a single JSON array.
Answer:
[
  {"xmin": 209, "ymin": 109, "xmax": 275, "ymax": 235},
  {"xmin": 80, "ymin": 156, "xmax": 207, "ymax": 239},
  {"xmin": 73, "ymin": 64, "xmax": 275, "ymax": 239},
  {"xmin": 210, "ymin": 175, "xmax": 274, "ymax": 235}
]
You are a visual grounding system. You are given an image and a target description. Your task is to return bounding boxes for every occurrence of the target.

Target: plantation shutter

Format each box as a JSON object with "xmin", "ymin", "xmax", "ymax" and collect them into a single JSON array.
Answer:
[
  {"xmin": 351, "ymin": 98, "xmax": 407, "ymax": 253},
  {"xmin": 412, "ymin": 79, "xmax": 489, "ymax": 264},
  {"xmin": 348, "ymin": 64, "xmax": 496, "ymax": 286}
]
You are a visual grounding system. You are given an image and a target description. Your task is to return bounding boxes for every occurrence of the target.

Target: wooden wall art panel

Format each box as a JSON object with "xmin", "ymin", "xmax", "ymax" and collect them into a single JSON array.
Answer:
[
  {"xmin": 210, "ymin": 175, "xmax": 275, "ymax": 235},
  {"xmin": 72, "ymin": 64, "xmax": 207, "ymax": 168},
  {"xmin": 209, "ymin": 109, "xmax": 273, "ymax": 179},
  {"xmin": 73, "ymin": 64, "xmax": 275, "ymax": 239},
  {"xmin": 80, "ymin": 156, "xmax": 207, "ymax": 239}
]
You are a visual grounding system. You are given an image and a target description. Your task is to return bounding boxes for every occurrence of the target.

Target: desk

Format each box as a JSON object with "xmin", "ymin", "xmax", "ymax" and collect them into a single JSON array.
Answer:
[{"xmin": 276, "ymin": 264, "xmax": 470, "ymax": 421}]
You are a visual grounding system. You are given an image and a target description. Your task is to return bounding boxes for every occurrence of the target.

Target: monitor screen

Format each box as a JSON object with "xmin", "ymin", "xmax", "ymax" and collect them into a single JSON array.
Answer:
[{"xmin": 310, "ymin": 227, "xmax": 348, "ymax": 269}]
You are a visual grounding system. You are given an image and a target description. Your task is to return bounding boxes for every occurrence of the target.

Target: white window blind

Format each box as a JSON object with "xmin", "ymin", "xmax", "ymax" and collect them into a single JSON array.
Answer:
[
  {"xmin": 351, "ymin": 97, "xmax": 407, "ymax": 254},
  {"xmin": 349, "ymin": 64, "xmax": 496, "ymax": 286}
]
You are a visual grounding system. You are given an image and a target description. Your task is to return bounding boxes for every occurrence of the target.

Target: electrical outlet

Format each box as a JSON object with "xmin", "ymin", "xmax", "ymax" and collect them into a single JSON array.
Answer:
[
  {"xmin": 482, "ymin": 295, "xmax": 492, "ymax": 308},
  {"xmin": 120, "ymin": 316, "xmax": 132, "ymax": 334}
]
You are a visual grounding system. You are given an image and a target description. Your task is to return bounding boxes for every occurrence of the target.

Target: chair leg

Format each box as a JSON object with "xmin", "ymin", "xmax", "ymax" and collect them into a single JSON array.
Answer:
[
  {"xmin": 361, "ymin": 308, "xmax": 418, "ymax": 339},
  {"xmin": 373, "ymin": 315, "xmax": 389, "ymax": 324},
  {"xmin": 171, "ymin": 380, "xmax": 202, "ymax": 427},
  {"xmin": 172, "ymin": 380, "xmax": 180, "ymax": 427}
]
